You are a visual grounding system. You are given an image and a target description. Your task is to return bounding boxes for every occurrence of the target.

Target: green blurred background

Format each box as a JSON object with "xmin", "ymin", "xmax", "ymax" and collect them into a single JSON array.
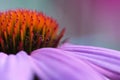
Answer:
[{"xmin": 0, "ymin": 0, "xmax": 120, "ymax": 50}]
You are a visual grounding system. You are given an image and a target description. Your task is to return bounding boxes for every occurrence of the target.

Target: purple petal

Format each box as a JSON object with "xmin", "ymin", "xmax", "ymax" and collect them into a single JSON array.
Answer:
[
  {"xmin": 0, "ymin": 53, "xmax": 8, "ymax": 69},
  {"xmin": 0, "ymin": 51, "xmax": 33, "ymax": 80},
  {"xmin": 59, "ymin": 43, "xmax": 120, "ymax": 80},
  {"xmin": 31, "ymin": 48, "xmax": 105, "ymax": 80}
]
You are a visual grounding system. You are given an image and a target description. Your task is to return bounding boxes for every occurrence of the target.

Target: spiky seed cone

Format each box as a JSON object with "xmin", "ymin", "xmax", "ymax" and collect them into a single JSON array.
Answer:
[{"xmin": 0, "ymin": 9, "xmax": 65, "ymax": 54}]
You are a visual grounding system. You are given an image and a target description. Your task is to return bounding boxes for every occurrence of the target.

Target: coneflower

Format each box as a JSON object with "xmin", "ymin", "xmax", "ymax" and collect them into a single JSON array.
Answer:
[
  {"xmin": 0, "ymin": 9, "xmax": 120, "ymax": 80},
  {"xmin": 0, "ymin": 9, "xmax": 65, "ymax": 54}
]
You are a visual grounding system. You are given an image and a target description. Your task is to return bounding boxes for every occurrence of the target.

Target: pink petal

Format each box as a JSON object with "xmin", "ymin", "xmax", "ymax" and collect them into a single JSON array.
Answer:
[
  {"xmin": 0, "ymin": 53, "xmax": 8, "ymax": 69},
  {"xmin": 31, "ymin": 48, "xmax": 105, "ymax": 80},
  {"xmin": 59, "ymin": 43, "xmax": 120, "ymax": 80},
  {"xmin": 0, "ymin": 51, "xmax": 33, "ymax": 80}
]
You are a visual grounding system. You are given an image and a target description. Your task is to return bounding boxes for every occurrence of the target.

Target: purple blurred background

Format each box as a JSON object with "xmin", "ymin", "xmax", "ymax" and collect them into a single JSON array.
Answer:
[{"xmin": 52, "ymin": 0, "xmax": 120, "ymax": 50}]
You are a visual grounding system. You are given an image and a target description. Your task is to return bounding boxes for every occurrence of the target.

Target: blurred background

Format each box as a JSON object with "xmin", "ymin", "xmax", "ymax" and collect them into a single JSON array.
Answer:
[{"xmin": 0, "ymin": 0, "xmax": 120, "ymax": 50}]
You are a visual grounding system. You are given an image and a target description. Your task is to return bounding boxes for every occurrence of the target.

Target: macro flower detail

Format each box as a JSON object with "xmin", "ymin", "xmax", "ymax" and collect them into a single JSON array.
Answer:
[
  {"xmin": 0, "ymin": 9, "xmax": 65, "ymax": 54},
  {"xmin": 0, "ymin": 9, "xmax": 120, "ymax": 80}
]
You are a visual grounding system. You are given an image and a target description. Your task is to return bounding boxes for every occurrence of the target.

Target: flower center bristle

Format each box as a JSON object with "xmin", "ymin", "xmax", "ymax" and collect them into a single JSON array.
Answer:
[{"xmin": 0, "ymin": 9, "xmax": 65, "ymax": 54}]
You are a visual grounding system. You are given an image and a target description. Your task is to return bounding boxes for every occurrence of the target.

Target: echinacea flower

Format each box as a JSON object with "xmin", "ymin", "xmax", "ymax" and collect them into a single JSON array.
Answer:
[{"xmin": 0, "ymin": 9, "xmax": 120, "ymax": 80}]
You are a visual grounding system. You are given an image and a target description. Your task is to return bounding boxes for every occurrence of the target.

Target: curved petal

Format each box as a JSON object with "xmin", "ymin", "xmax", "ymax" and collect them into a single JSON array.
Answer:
[
  {"xmin": 0, "ymin": 51, "xmax": 33, "ymax": 80},
  {"xmin": 0, "ymin": 53, "xmax": 8, "ymax": 69},
  {"xmin": 59, "ymin": 43, "xmax": 120, "ymax": 80},
  {"xmin": 31, "ymin": 48, "xmax": 105, "ymax": 80}
]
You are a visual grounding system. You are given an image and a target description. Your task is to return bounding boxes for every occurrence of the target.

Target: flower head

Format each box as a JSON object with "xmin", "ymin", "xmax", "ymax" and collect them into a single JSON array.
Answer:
[
  {"xmin": 0, "ymin": 9, "xmax": 65, "ymax": 54},
  {"xmin": 0, "ymin": 9, "xmax": 120, "ymax": 80}
]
